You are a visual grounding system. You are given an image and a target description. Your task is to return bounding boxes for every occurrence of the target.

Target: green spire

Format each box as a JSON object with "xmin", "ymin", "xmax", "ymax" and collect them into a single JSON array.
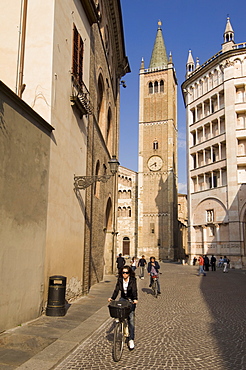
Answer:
[{"xmin": 149, "ymin": 21, "xmax": 168, "ymax": 69}]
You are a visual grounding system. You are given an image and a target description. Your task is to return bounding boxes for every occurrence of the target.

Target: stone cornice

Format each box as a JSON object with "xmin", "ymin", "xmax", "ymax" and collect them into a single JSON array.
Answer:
[{"xmin": 79, "ymin": 0, "xmax": 97, "ymax": 25}]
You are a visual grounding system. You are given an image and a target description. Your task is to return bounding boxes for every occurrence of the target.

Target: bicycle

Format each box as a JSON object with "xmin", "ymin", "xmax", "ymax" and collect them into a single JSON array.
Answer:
[
  {"xmin": 108, "ymin": 300, "xmax": 132, "ymax": 362},
  {"xmin": 151, "ymin": 275, "xmax": 159, "ymax": 298}
]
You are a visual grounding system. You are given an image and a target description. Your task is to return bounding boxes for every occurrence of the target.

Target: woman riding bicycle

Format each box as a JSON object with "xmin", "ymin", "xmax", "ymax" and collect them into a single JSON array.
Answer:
[
  {"xmin": 108, "ymin": 265, "xmax": 138, "ymax": 350},
  {"xmin": 147, "ymin": 256, "xmax": 161, "ymax": 295}
]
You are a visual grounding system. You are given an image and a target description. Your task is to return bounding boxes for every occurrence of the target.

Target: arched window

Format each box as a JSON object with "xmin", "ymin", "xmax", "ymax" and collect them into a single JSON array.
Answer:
[
  {"xmin": 94, "ymin": 160, "xmax": 100, "ymax": 197},
  {"xmin": 122, "ymin": 237, "xmax": 130, "ymax": 255},
  {"xmin": 160, "ymin": 80, "xmax": 164, "ymax": 93},
  {"xmin": 213, "ymin": 70, "xmax": 218, "ymax": 86},
  {"xmin": 154, "ymin": 81, "xmax": 158, "ymax": 93},
  {"xmin": 153, "ymin": 140, "xmax": 158, "ymax": 150},
  {"xmin": 105, "ymin": 25, "xmax": 110, "ymax": 56},
  {"xmin": 234, "ymin": 59, "xmax": 242, "ymax": 78},
  {"xmin": 127, "ymin": 207, "xmax": 131, "ymax": 217},
  {"xmin": 209, "ymin": 73, "xmax": 213, "ymax": 90},
  {"xmin": 105, "ymin": 197, "xmax": 112, "ymax": 229},
  {"xmin": 106, "ymin": 107, "xmax": 112, "ymax": 148},
  {"xmin": 122, "ymin": 207, "xmax": 127, "ymax": 217},
  {"xmin": 149, "ymin": 82, "xmax": 153, "ymax": 94},
  {"xmin": 127, "ymin": 190, "xmax": 131, "ymax": 198},
  {"xmin": 97, "ymin": 74, "xmax": 105, "ymax": 132},
  {"xmin": 98, "ymin": 74, "xmax": 104, "ymax": 116}
]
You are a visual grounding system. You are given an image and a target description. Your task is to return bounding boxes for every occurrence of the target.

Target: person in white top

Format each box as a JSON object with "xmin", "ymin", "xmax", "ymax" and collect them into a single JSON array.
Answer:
[{"xmin": 131, "ymin": 257, "xmax": 137, "ymax": 272}]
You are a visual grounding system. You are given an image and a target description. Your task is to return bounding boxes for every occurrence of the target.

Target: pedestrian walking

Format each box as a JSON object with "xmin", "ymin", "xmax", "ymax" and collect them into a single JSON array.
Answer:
[
  {"xmin": 211, "ymin": 255, "xmax": 216, "ymax": 271},
  {"xmin": 198, "ymin": 255, "xmax": 206, "ymax": 276},
  {"xmin": 108, "ymin": 265, "xmax": 138, "ymax": 350},
  {"xmin": 116, "ymin": 253, "xmax": 125, "ymax": 273},
  {"xmin": 193, "ymin": 256, "xmax": 197, "ymax": 266},
  {"xmin": 204, "ymin": 255, "xmax": 210, "ymax": 271},
  {"xmin": 138, "ymin": 255, "xmax": 147, "ymax": 279},
  {"xmin": 218, "ymin": 256, "xmax": 224, "ymax": 268},
  {"xmin": 223, "ymin": 255, "xmax": 229, "ymax": 273},
  {"xmin": 131, "ymin": 257, "xmax": 137, "ymax": 272}
]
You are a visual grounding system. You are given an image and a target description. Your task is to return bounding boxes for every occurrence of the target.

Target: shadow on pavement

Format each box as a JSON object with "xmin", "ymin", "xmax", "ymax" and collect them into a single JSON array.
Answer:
[
  {"xmin": 142, "ymin": 287, "xmax": 154, "ymax": 295},
  {"xmin": 200, "ymin": 268, "xmax": 246, "ymax": 369}
]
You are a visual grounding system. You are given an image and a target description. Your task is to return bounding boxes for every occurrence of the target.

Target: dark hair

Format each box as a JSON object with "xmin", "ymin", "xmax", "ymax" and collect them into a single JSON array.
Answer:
[
  {"xmin": 150, "ymin": 256, "xmax": 156, "ymax": 261},
  {"xmin": 119, "ymin": 265, "xmax": 135, "ymax": 278}
]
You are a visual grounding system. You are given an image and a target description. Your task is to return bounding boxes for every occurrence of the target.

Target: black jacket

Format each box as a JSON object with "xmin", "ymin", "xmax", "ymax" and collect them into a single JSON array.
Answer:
[
  {"xmin": 138, "ymin": 258, "xmax": 147, "ymax": 267},
  {"xmin": 147, "ymin": 261, "xmax": 160, "ymax": 274},
  {"xmin": 116, "ymin": 256, "xmax": 125, "ymax": 269},
  {"xmin": 111, "ymin": 276, "xmax": 138, "ymax": 301}
]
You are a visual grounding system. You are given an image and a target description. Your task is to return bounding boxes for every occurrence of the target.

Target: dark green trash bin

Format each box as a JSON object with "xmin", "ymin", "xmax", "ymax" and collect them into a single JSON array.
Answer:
[{"xmin": 46, "ymin": 275, "xmax": 67, "ymax": 316}]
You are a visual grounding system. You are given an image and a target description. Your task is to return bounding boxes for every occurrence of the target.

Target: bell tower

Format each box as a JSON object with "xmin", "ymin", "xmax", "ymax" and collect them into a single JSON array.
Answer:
[{"xmin": 138, "ymin": 21, "xmax": 178, "ymax": 260}]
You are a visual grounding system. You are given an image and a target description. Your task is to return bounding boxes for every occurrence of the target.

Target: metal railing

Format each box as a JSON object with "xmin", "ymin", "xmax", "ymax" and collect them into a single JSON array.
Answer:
[{"xmin": 70, "ymin": 76, "xmax": 93, "ymax": 115}]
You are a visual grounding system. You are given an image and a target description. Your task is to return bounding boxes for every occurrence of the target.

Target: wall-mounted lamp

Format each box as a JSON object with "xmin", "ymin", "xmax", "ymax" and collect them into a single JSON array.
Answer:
[
  {"xmin": 120, "ymin": 80, "xmax": 126, "ymax": 88},
  {"xmin": 74, "ymin": 155, "xmax": 120, "ymax": 190}
]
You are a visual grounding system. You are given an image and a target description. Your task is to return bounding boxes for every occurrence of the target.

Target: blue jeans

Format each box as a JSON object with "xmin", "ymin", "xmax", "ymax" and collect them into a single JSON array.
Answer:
[
  {"xmin": 150, "ymin": 276, "xmax": 160, "ymax": 292},
  {"xmin": 119, "ymin": 298, "xmax": 136, "ymax": 340},
  {"xmin": 140, "ymin": 266, "xmax": 145, "ymax": 277},
  {"xmin": 198, "ymin": 265, "xmax": 206, "ymax": 276}
]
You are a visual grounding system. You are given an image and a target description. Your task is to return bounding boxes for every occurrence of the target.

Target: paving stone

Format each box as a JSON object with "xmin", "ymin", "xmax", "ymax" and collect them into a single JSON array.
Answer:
[{"xmin": 55, "ymin": 263, "xmax": 246, "ymax": 370}]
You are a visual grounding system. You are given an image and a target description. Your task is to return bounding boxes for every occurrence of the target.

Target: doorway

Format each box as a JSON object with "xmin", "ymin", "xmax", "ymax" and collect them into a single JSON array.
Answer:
[{"xmin": 123, "ymin": 237, "xmax": 130, "ymax": 255}]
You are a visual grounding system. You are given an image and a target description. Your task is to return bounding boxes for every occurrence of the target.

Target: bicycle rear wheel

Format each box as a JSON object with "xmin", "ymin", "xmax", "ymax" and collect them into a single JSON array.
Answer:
[{"xmin": 113, "ymin": 321, "xmax": 124, "ymax": 362}]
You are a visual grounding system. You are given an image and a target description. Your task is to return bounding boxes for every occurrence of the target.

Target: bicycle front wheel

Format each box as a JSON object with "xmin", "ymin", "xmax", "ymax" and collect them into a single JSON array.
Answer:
[
  {"xmin": 113, "ymin": 321, "xmax": 124, "ymax": 362},
  {"xmin": 152, "ymin": 280, "xmax": 158, "ymax": 298}
]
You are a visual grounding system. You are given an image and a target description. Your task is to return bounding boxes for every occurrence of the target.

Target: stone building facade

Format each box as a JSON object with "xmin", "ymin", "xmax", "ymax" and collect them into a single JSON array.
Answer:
[
  {"xmin": 177, "ymin": 193, "xmax": 188, "ymax": 261},
  {"xmin": 0, "ymin": 82, "xmax": 53, "ymax": 333},
  {"xmin": 182, "ymin": 18, "xmax": 246, "ymax": 267},
  {"xmin": 0, "ymin": 0, "xmax": 128, "ymax": 331},
  {"xmin": 82, "ymin": 0, "xmax": 130, "ymax": 290},
  {"xmin": 117, "ymin": 166, "xmax": 138, "ymax": 259},
  {"xmin": 138, "ymin": 22, "xmax": 179, "ymax": 260}
]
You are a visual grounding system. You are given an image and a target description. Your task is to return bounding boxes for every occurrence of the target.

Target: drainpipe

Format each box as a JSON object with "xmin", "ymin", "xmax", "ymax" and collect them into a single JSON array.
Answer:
[{"xmin": 17, "ymin": 0, "xmax": 28, "ymax": 98}]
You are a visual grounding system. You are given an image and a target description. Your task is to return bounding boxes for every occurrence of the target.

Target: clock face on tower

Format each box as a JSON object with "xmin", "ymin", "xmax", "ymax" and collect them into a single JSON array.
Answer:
[{"xmin": 147, "ymin": 155, "xmax": 163, "ymax": 171}]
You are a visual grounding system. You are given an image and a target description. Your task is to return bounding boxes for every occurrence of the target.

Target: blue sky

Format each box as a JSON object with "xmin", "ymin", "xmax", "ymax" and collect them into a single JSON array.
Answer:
[{"xmin": 119, "ymin": 0, "xmax": 246, "ymax": 193}]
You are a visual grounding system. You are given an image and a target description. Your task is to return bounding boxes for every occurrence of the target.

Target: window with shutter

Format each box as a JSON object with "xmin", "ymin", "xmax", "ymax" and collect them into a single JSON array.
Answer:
[{"xmin": 72, "ymin": 24, "xmax": 84, "ymax": 86}]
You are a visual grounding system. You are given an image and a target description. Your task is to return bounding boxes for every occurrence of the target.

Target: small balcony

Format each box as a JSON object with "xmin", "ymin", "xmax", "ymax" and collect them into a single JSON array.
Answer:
[{"xmin": 70, "ymin": 77, "xmax": 93, "ymax": 116}]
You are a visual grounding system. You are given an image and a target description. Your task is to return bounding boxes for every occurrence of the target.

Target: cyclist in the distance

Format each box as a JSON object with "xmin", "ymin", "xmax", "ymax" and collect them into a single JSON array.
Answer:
[
  {"xmin": 147, "ymin": 256, "xmax": 161, "ymax": 295},
  {"xmin": 108, "ymin": 265, "xmax": 138, "ymax": 350}
]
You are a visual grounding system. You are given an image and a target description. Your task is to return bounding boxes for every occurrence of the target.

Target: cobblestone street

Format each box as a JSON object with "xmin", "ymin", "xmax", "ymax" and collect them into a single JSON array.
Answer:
[{"xmin": 56, "ymin": 263, "xmax": 246, "ymax": 370}]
